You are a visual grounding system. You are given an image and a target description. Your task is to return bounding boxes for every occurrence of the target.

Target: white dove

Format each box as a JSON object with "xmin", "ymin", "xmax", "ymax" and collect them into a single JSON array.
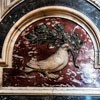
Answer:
[{"xmin": 24, "ymin": 44, "xmax": 78, "ymax": 79}]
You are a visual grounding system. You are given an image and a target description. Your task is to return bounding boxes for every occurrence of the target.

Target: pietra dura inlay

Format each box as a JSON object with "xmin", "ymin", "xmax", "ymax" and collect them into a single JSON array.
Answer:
[{"xmin": 3, "ymin": 17, "xmax": 96, "ymax": 87}]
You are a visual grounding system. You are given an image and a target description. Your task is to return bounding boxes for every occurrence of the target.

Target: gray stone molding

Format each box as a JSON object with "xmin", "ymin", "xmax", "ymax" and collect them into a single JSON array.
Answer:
[
  {"xmin": 0, "ymin": 0, "xmax": 11, "ymax": 17},
  {"xmin": 87, "ymin": 0, "xmax": 100, "ymax": 10}
]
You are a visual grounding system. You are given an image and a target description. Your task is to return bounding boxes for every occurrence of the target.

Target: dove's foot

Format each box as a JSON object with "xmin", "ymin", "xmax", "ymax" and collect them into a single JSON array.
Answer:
[
  {"xmin": 48, "ymin": 74, "xmax": 59, "ymax": 79},
  {"xmin": 24, "ymin": 67, "xmax": 34, "ymax": 73},
  {"xmin": 45, "ymin": 71, "xmax": 59, "ymax": 79}
]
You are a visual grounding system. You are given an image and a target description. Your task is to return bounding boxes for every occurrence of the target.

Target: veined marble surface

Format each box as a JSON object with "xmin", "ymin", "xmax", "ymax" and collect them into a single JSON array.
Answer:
[
  {"xmin": 3, "ymin": 17, "xmax": 95, "ymax": 87},
  {"xmin": 0, "ymin": 0, "xmax": 100, "ymax": 18}
]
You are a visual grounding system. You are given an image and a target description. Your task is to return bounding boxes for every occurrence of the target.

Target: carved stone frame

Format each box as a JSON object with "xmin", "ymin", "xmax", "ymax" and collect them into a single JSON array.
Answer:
[
  {"xmin": 0, "ymin": 0, "xmax": 100, "ymax": 95},
  {"xmin": 1, "ymin": 6, "xmax": 100, "ymax": 68}
]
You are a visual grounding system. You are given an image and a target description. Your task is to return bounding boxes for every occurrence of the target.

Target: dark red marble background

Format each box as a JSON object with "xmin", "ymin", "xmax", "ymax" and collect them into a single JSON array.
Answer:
[{"xmin": 3, "ymin": 17, "xmax": 98, "ymax": 87}]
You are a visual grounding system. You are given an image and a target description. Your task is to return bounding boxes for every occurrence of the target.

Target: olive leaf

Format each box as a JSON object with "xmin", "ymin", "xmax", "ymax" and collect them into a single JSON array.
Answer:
[
  {"xmin": 48, "ymin": 39, "xmax": 56, "ymax": 47},
  {"xmin": 34, "ymin": 24, "xmax": 48, "ymax": 33},
  {"xmin": 54, "ymin": 40, "xmax": 63, "ymax": 47},
  {"xmin": 37, "ymin": 38, "xmax": 46, "ymax": 44},
  {"xmin": 25, "ymin": 24, "xmax": 84, "ymax": 51},
  {"xmin": 54, "ymin": 24, "xmax": 64, "ymax": 32},
  {"xmin": 70, "ymin": 33, "xmax": 78, "ymax": 44},
  {"xmin": 25, "ymin": 33, "xmax": 37, "ymax": 43},
  {"xmin": 71, "ymin": 34, "xmax": 84, "ymax": 51},
  {"xmin": 37, "ymin": 33, "xmax": 48, "ymax": 44},
  {"xmin": 78, "ymin": 40, "xmax": 83, "ymax": 49},
  {"xmin": 62, "ymin": 32, "xmax": 68, "ymax": 43},
  {"xmin": 48, "ymin": 29, "xmax": 58, "ymax": 39}
]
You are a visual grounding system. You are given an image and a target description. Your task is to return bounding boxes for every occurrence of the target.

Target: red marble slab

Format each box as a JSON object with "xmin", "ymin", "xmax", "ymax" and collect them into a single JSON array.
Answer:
[{"xmin": 3, "ymin": 17, "xmax": 97, "ymax": 87}]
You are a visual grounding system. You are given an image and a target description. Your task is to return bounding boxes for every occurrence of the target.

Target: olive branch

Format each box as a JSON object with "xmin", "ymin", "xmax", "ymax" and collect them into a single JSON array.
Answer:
[{"xmin": 25, "ymin": 23, "xmax": 84, "ymax": 67}]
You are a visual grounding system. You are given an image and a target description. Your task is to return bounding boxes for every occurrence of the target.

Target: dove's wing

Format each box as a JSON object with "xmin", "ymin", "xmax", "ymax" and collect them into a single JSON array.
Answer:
[{"xmin": 37, "ymin": 55, "xmax": 64, "ymax": 71}]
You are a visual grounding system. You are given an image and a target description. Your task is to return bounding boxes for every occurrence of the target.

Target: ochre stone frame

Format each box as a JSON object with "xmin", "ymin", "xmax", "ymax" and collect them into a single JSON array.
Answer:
[{"xmin": 0, "ymin": 4, "xmax": 100, "ymax": 95}]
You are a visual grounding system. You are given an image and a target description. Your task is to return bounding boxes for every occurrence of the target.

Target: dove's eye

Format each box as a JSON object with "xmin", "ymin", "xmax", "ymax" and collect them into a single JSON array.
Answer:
[{"xmin": 61, "ymin": 44, "xmax": 69, "ymax": 48}]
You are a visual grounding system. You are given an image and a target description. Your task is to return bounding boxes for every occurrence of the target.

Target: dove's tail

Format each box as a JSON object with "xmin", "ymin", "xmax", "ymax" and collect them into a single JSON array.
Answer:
[
  {"xmin": 24, "ymin": 60, "xmax": 42, "ymax": 73},
  {"xmin": 24, "ymin": 66, "xmax": 35, "ymax": 73},
  {"xmin": 24, "ymin": 64, "xmax": 41, "ymax": 73}
]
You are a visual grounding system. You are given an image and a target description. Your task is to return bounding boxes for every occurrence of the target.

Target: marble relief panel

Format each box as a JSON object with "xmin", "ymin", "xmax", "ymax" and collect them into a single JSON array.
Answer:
[
  {"xmin": 0, "ymin": 0, "xmax": 100, "ymax": 95},
  {"xmin": 3, "ymin": 17, "xmax": 97, "ymax": 87}
]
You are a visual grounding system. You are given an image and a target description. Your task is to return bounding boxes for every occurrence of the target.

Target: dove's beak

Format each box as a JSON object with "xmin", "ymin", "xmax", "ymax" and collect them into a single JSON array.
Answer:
[
  {"xmin": 67, "ymin": 45, "xmax": 71, "ymax": 50},
  {"xmin": 61, "ymin": 44, "xmax": 71, "ymax": 51},
  {"xmin": 67, "ymin": 47, "xmax": 71, "ymax": 52}
]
